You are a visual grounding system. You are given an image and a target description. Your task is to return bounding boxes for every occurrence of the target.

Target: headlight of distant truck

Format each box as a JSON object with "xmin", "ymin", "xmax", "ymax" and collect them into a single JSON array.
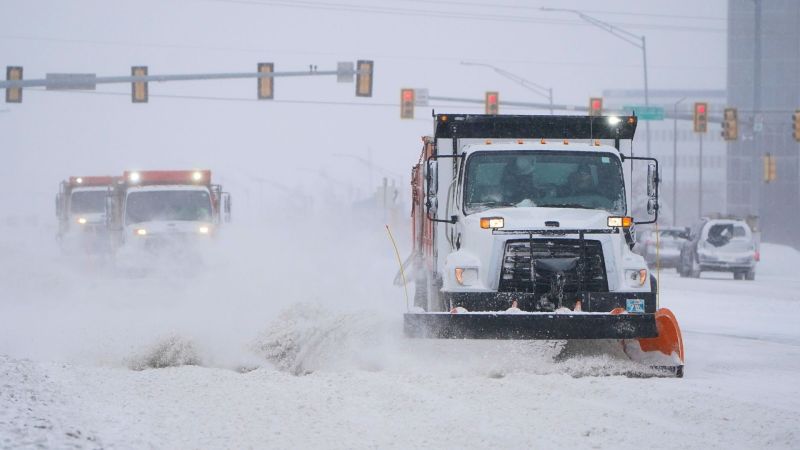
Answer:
[
  {"xmin": 134, "ymin": 228, "xmax": 147, "ymax": 236},
  {"xmin": 77, "ymin": 217, "xmax": 87, "ymax": 225},
  {"xmin": 625, "ymin": 269, "xmax": 648, "ymax": 287},
  {"xmin": 198, "ymin": 226, "xmax": 210, "ymax": 234},
  {"xmin": 455, "ymin": 268, "xmax": 478, "ymax": 286}
]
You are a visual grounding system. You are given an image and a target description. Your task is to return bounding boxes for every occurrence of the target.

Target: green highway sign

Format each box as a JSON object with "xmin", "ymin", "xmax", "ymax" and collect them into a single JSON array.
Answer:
[{"xmin": 623, "ymin": 105, "xmax": 665, "ymax": 121}]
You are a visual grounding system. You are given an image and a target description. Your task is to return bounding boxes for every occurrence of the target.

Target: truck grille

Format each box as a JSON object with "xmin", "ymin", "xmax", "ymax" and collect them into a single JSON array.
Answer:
[{"xmin": 498, "ymin": 239, "xmax": 608, "ymax": 295}]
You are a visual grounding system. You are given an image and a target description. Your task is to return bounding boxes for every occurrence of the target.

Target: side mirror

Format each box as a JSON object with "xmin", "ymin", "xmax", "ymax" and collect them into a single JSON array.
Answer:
[
  {"xmin": 425, "ymin": 160, "xmax": 438, "ymax": 217},
  {"xmin": 222, "ymin": 193, "xmax": 232, "ymax": 223},
  {"xmin": 647, "ymin": 163, "xmax": 658, "ymax": 198},
  {"xmin": 647, "ymin": 198, "xmax": 658, "ymax": 215},
  {"xmin": 426, "ymin": 196, "xmax": 438, "ymax": 216},
  {"xmin": 426, "ymin": 161, "xmax": 438, "ymax": 196}
]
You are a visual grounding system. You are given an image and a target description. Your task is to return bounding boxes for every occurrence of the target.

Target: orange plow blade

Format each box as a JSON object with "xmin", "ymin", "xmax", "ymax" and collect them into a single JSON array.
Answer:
[{"xmin": 622, "ymin": 308, "xmax": 685, "ymax": 377}]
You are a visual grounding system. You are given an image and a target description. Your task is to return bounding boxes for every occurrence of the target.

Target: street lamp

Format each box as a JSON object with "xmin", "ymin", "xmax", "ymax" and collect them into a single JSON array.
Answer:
[
  {"xmin": 461, "ymin": 61, "xmax": 554, "ymax": 114},
  {"xmin": 541, "ymin": 7, "xmax": 651, "ymax": 157}
]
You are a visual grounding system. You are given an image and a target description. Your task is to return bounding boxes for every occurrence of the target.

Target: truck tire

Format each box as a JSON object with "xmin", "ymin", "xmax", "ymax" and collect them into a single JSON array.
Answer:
[
  {"xmin": 745, "ymin": 270, "xmax": 756, "ymax": 281},
  {"xmin": 734, "ymin": 271, "xmax": 744, "ymax": 280},
  {"xmin": 689, "ymin": 254, "xmax": 701, "ymax": 278}
]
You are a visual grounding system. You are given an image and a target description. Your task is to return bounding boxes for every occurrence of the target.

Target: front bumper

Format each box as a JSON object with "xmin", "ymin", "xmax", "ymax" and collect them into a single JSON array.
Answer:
[
  {"xmin": 404, "ymin": 311, "xmax": 658, "ymax": 339},
  {"xmin": 441, "ymin": 291, "xmax": 657, "ymax": 314},
  {"xmin": 698, "ymin": 254, "xmax": 755, "ymax": 272}
]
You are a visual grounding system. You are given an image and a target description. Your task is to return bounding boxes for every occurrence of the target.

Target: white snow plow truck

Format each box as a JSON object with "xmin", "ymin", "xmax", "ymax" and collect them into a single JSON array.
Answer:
[
  {"xmin": 405, "ymin": 114, "xmax": 684, "ymax": 377},
  {"xmin": 108, "ymin": 170, "xmax": 231, "ymax": 251},
  {"xmin": 56, "ymin": 175, "xmax": 117, "ymax": 252}
]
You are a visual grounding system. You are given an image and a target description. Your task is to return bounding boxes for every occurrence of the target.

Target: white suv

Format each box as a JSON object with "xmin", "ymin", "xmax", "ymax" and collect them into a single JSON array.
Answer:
[{"xmin": 678, "ymin": 219, "xmax": 758, "ymax": 280}]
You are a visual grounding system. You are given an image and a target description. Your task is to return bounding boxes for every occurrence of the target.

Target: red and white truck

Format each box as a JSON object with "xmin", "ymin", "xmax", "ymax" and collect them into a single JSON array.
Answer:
[
  {"xmin": 56, "ymin": 175, "xmax": 117, "ymax": 252},
  {"xmin": 108, "ymin": 170, "xmax": 231, "ymax": 251}
]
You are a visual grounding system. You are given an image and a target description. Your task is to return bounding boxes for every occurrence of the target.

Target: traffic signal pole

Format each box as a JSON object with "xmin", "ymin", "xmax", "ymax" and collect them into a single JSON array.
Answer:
[
  {"xmin": 2, "ymin": 61, "xmax": 373, "ymax": 102},
  {"xmin": 698, "ymin": 133, "xmax": 704, "ymax": 220}
]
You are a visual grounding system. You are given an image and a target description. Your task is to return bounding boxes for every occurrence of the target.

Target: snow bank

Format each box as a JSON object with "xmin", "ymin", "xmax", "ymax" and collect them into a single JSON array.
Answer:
[{"xmin": 758, "ymin": 242, "xmax": 800, "ymax": 277}]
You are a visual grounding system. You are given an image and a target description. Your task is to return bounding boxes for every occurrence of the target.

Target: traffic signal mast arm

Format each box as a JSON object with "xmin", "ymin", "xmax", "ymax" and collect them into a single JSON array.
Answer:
[{"xmin": 1, "ymin": 65, "xmax": 372, "ymax": 89}]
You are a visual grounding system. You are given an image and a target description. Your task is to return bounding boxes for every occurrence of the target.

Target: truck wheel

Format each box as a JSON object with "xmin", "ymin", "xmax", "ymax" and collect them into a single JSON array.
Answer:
[
  {"xmin": 689, "ymin": 262, "xmax": 701, "ymax": 278},
  {"xmin": 745, "ymin": 270, "xmax": 756, "ymax": 281},
  {"xmin": 733, "ymin": 271, "xmax": 744, "ymax": 280},
  {"xmin": 677, "ymin": 261, "xmax": 686, "ymax": 277}
]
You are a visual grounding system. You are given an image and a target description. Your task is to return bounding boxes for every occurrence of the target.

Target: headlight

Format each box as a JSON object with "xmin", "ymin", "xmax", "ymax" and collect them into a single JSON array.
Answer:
[
  {"xmin": 77, "ymin": 217, "xmax": 87, "ymax": 225},
  {"xmin": 607, "ymin": 216, "xmax": 632, "ymax": 228},
  {"xmin": 625, "ymin": 269, "xmax": 648, "ymax": 287},
  {"xmin": 198, "ymin": 226, "xmax": 210, "ymax": 234},
  {"xmin": 135, "ymin": 228, "xmax": 147, "ymax": 236},
  {"xmin": 455, "ymin": 268, "xmax": 478, "ymax": 286},
  {"xmin": 479, "ymin": 217, "xmax": 504, "ymax": 229}
]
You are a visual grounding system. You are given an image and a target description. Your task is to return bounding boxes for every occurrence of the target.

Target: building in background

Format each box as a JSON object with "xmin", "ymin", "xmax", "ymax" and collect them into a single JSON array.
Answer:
[{"xmin": 727, "ymin": 0, "xmax": 800, "ymax": 248}]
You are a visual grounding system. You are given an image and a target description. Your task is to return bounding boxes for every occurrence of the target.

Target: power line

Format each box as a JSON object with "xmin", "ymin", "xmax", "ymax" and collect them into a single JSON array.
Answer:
[
  {"xmin": 195, "ymin": 0, "xmax": 725, "ymax": 33},
  {"xmin": 390, "ymin": 0, "xmax": 726, "ymax": 22}
]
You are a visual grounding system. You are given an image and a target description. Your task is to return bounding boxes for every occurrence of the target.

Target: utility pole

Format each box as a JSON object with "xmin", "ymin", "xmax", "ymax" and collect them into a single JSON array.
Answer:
[
  {"xmin": 752, "ymin": 0, "xmax": 763, "ymax": 220},
  {"xmin": 698, "ymin": 133, "xmax": 704, "ymax": 220},
  {"xmin": 673, "ymin": 96, "xmax": 687, "ymax": 225}
]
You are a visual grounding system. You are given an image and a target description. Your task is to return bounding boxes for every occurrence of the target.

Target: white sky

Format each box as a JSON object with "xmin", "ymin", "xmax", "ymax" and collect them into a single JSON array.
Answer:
[{"xmin": 0, "ymin": 0, "xmax": 727, "ymax": 217}]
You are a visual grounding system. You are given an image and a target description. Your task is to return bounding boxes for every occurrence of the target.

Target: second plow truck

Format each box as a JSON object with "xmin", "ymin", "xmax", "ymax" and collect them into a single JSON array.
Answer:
[
  {"xmin": 107, "ymin": 170, "xmax": 231, "ymax": 251},
  {"xmin": 406, "ymin": 114, "xmax": 684, "ymax": 377},
  {"xmin": 56, "ymin": 175, "xmax": 117, "ymax": 253}
]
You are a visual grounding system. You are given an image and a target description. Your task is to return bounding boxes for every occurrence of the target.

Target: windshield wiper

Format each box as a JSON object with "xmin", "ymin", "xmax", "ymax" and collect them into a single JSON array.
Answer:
[
  {"xmin": 538, "ymin": 203, "xmax": 594, "ymax": 209},
  {"xmin": 472, "ymin": 201, "xmax": 516, "ymax": 208}
]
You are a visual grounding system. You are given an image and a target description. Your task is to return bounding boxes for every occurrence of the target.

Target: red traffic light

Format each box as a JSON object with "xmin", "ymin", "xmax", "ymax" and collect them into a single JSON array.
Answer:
[
  {"xmin": 589, "ymin": 97, "xmax": 602, "ymax": 116},
  {"xmin": 485, "ymin": 91, "xmax": 499, "ymax": 115},
  {"xmin": 696, "ymin": 103, "xmax": 706, "ymax": 114},
  {"xmin": 403, "ymin": 90, "xmax": 414, "ymax": 101}
]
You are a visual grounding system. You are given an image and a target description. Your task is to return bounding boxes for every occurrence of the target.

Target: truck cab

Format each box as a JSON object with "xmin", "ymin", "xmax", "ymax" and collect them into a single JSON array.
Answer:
[
  {"xmin": 412, "ymin": 114, "xmax": 660, "ymax": 317},
  {"xmin": 56, "ymin": 176, "xmax": 116, "ymax": 251},
  {"xmin": 110, "ymin": 170, "xmax": 231, "ymax": 250},
  {"xmin": 438, "ymin": 141, "xmax": 651, "ymax": 311}
]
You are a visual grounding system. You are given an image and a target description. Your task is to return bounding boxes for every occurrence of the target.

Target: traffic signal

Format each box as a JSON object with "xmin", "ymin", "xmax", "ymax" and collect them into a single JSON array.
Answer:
[
  {"xmin": 589, "ymin": 97, "xmax": 602, "ymax": 116},
  {"xmin": 400, "ymin": 88, "xmax": 415, "ymax": 119},
  {"xmin": 355, "ymin": 60, "xmax": 374, "ymax": 97},
  {"xmin": 5, "ymin": 66, "xmax": 22, "ymax": 103},
  {"xmin": 485, "ymin": 91, "xmax": 499, "ymax": 115},
  {"xmin": 721, "ymin": 107, "xmax": 738, "ymax": 141},
  {"xmin": 763, "ymin": 153, "xmax": 777, "ymax": 183},
  {"xmin": 257, "ymin": 63, "xmax": 274, "ymax": 100},
  {"xmin": 793, "ymin": 110, "xmax": 800, "ymax": 142},
  {"xmin": 693, "ymin": 102, "xmax": 708, "ymax": 133},
  {"xmin": 131, "ymin": 66, "xmax": 148, "ymax": 103}
]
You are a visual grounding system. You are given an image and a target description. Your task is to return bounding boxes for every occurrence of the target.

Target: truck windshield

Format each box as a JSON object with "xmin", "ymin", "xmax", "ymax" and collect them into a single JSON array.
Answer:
[
  {"xmin": 70, "ymin": 190, "xmax": 107, "ymax": 214},
  {"xmin": 464, "ymin": 151, "xmax": 626, "ymax": 215},
  {"xmin": 125, "ymin": 190, "xmax": 212, "ymax": 224}
]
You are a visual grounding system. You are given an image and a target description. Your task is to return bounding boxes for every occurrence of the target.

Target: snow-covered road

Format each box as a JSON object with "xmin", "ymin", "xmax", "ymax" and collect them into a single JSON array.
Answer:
[{"xmin": 1, "ymin": 221, "xmax": 798, "ymax": 449}]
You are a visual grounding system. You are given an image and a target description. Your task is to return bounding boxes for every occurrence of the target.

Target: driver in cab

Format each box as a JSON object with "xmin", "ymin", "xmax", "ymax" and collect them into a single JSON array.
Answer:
[{"xmin": 501, "ymin": 157, "xmax": 541, "ymax": 205}]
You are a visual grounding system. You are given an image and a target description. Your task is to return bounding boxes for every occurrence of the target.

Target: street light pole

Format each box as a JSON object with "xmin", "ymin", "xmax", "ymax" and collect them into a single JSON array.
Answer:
[
  {"xmin": 461, "ymin": 62, "xmax": 554, "ymax": 114},
  {"xmin": 541, "ymin": 7, "xmax": 651, "ymax": 156},
  {"xmin": 673, "ymin": 96, "xmax": 687, "ymax": 226}
]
